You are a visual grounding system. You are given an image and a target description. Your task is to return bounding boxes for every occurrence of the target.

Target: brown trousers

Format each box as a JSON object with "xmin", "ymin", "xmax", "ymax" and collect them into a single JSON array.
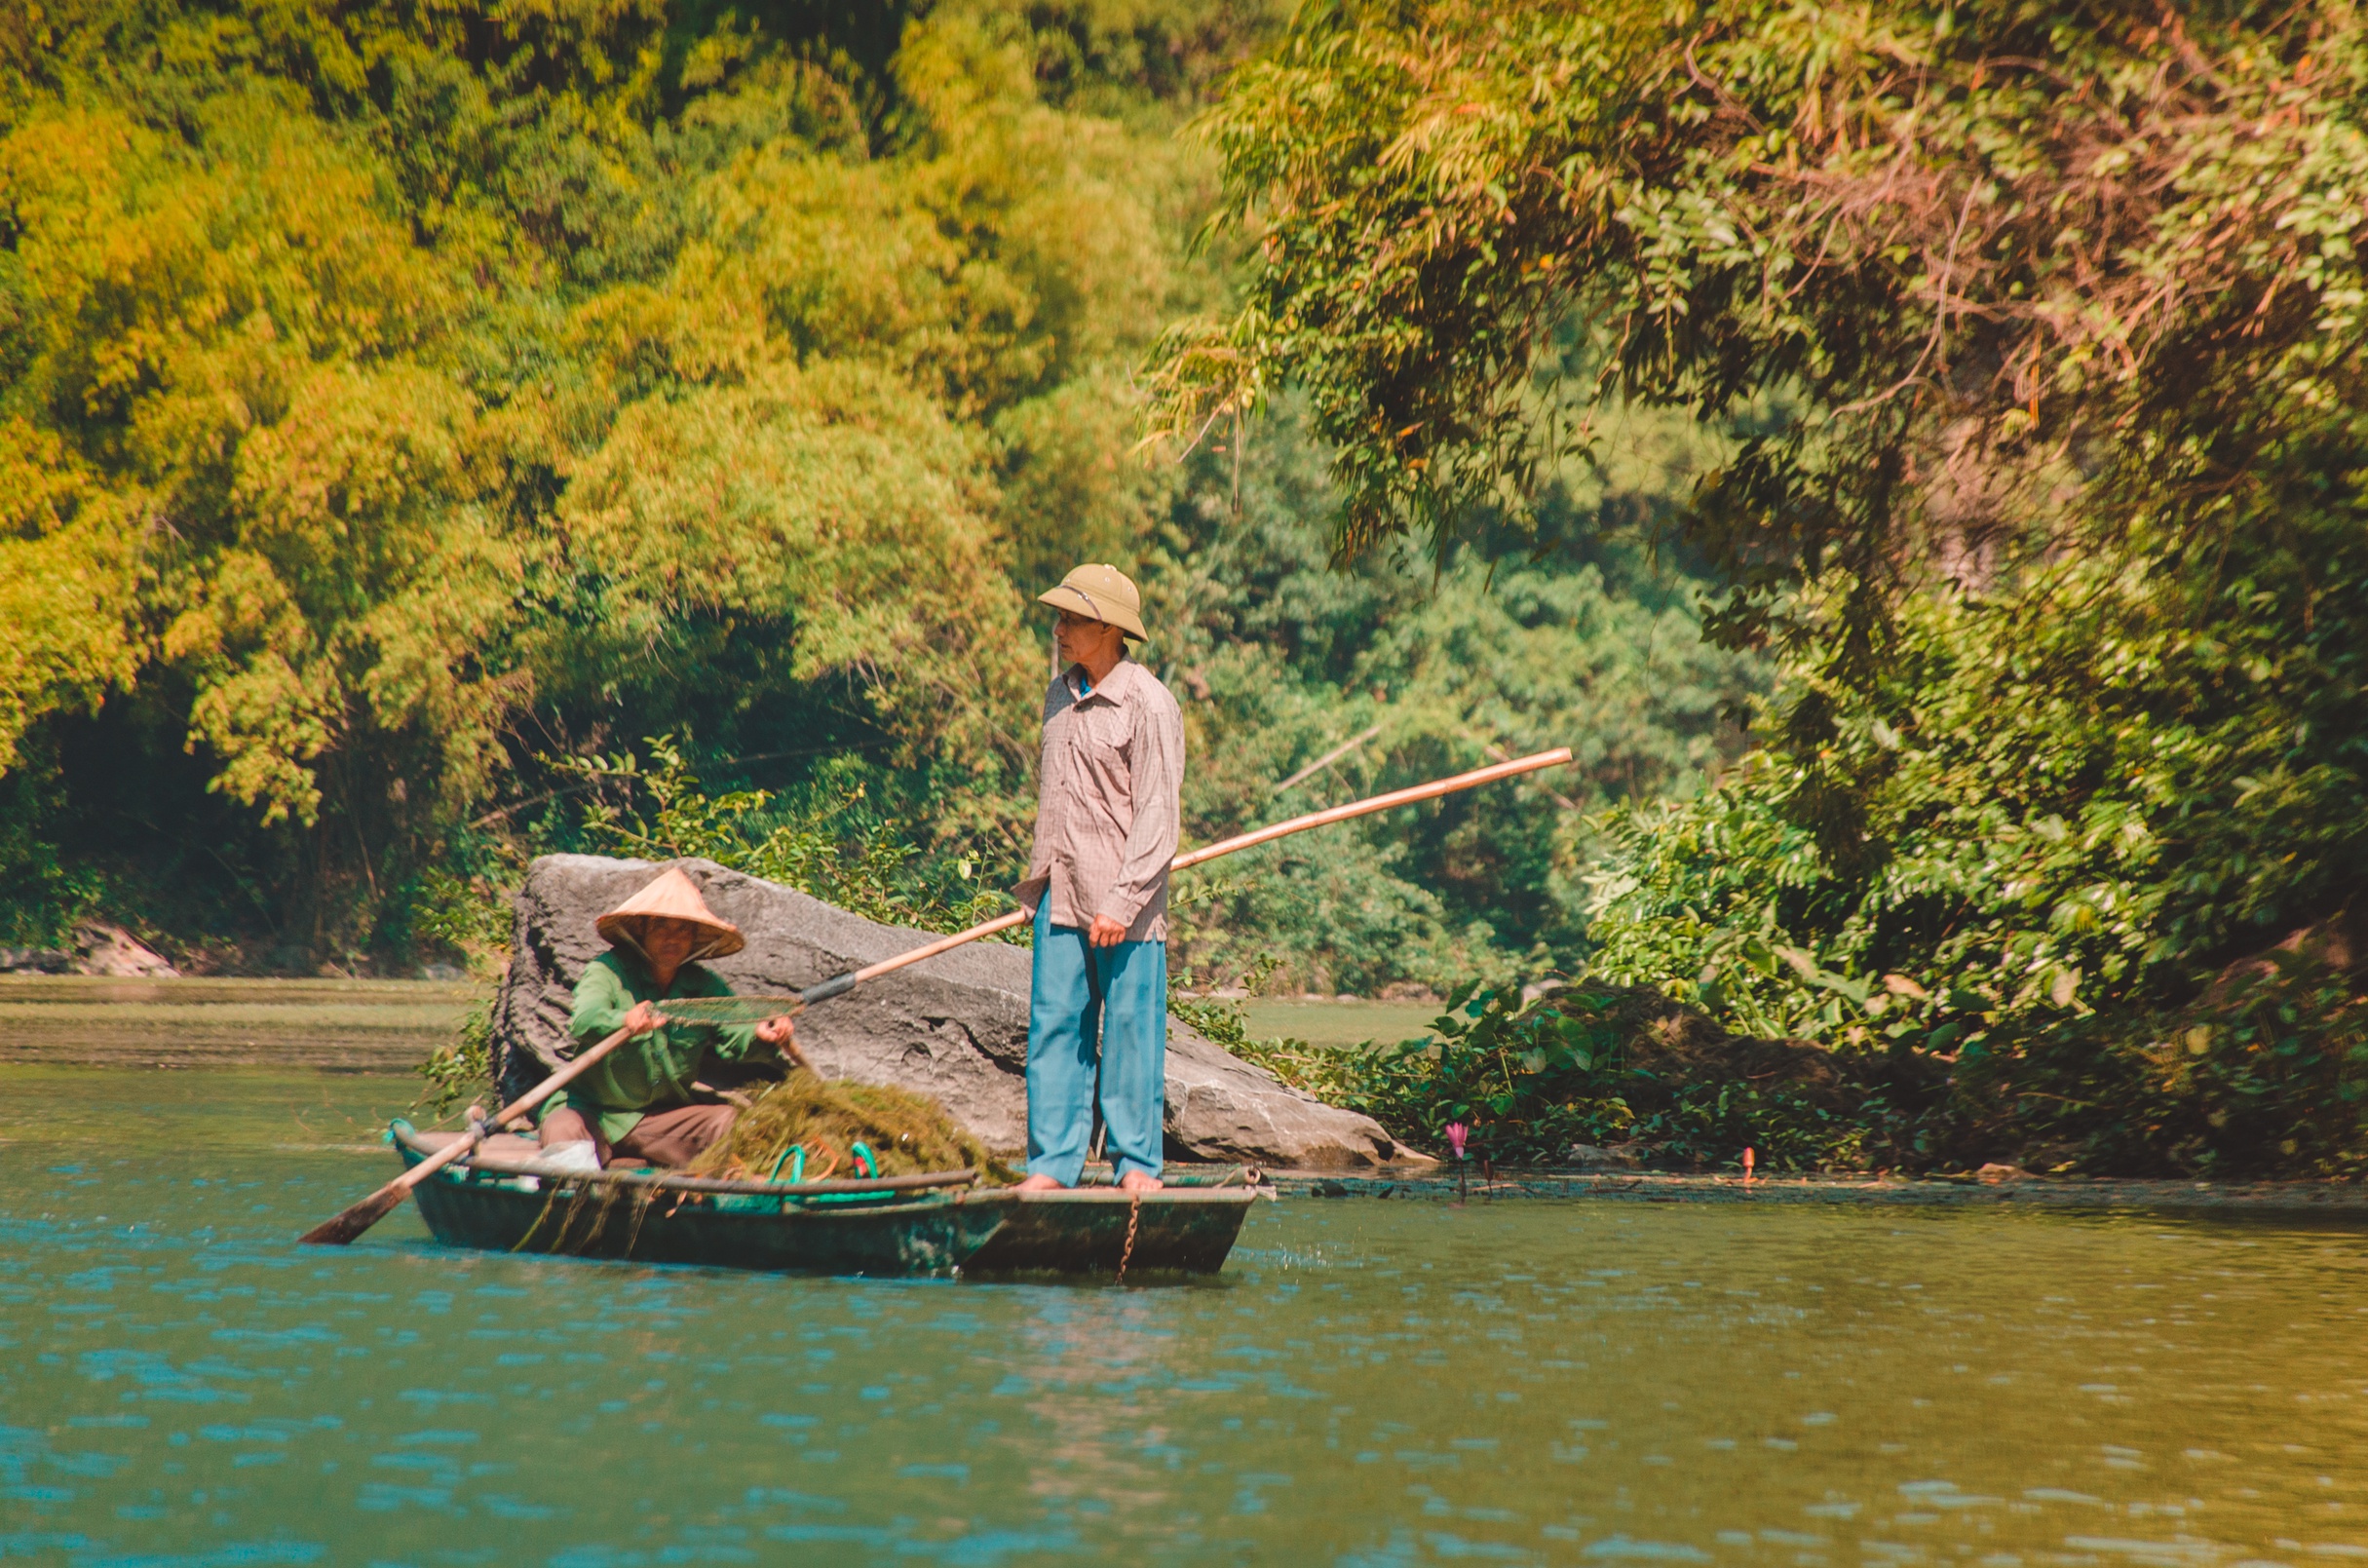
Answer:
[
  {"xmin": 612, "ymin": 1102, "xmax": 737, "ymax": 1167},
  {"xmin": 543, "ymin": 1102, "xmax": 736, "ymax": 1168}
]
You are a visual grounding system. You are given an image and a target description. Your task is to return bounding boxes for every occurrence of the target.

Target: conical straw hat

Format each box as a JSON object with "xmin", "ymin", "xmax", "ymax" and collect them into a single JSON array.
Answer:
[{"xmin": 595, "ymin": 867, "xmax": 745, "ymax": 962}]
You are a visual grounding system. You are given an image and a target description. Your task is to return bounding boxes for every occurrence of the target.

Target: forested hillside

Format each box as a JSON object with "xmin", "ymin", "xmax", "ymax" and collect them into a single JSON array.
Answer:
[
  {"xmin": 1162, "ymin": 0, "xmax": 2368, "ymax": 1173},
  {"xmin": 0, "ymin": 0, "xmax": 1753, "ymax": 985}
]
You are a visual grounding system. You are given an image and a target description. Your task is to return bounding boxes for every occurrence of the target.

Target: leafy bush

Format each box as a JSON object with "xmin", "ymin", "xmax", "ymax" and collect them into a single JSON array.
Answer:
[
  {"xmin": 1234, "ymin": 983, "xmax": 1945, "ymax": 1171},
  {"xmin": 0, "ymin": 749, "xmax": 104, "ymax": 949},
  {"xmin": 415, "ymin": 1000, "xmax": 496, "ymax": 1120},
  {"xmin": 557, "ymin": 738, "xmax": 1015, "ymax": 939},
  {"xmin": 1586, "ymin": 531, "xmax": 2368, "ymax": 1174},
  {"xmin": 1153, "ymin": 399, "xmax": 1762, "ymax": 994},
  {"xmin": 1949, "ymin": 956, "xmax": 2368, "ymax": 1178},
  {"xmin": 406, "ymin": 863, "xmax": 522, "ymax": 979}
]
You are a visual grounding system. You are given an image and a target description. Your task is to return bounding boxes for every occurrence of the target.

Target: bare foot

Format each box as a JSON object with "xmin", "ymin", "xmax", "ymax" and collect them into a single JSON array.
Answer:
[
  {"xmin": 1118, "ymin": 1170, "xmax": 1165, "ymax": 1193},
  {"xmin": 1014, "ymin": 1173, "xmax": 1065, "ymax": 1191}
]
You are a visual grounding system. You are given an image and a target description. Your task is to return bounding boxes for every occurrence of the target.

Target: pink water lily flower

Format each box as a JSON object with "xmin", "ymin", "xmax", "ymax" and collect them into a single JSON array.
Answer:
[{"xmin": 1444, "ymin": 1122, "xmax": 1470, "ymax": 1160}]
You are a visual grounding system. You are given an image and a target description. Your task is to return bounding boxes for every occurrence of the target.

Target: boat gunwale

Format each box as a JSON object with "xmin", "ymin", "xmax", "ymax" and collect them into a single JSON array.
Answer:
[
  {"xmin": 392, "ymin": 1121, "xmax": 977, "ymax": 1198},
  {"xmin": 967, "ymin": 1188, "xmax": 1267, "ymax": 1206},
  {"xmin": 392, "ymin": 1123, "xmax": 1270, "ymax": 1209}
]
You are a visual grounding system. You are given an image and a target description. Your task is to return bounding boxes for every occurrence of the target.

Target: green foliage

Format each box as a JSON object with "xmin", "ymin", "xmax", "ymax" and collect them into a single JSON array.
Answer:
[
  {"xmin": 1166, "ymin": 953, "xmax": 1282, "ymax": 1047},
  {"xmin": 406, "ymin": 863, "xmax": 519, "ymax": 978},
  {"xmin": 1587, "ymin": 520, "xmax": 2368, "ymax": 1172},
  {"xmin": 0, "ymin": 741, "xmax": 105, "ymax": 948},
  {"xmin": 0, "ymin": 0, "xmax": 1758, "ymax": 989},
  {"xmin": 1948, "ymin": 957, "xmax": 2368, "ymax": 1179},
  {"xmin": 1166, "ymin": 993, "xmax": 1254, "ymax": 1053},
  {"xmin": 0, "ymin": 0, "xmax": 1267, "ymax": 961},
  {"xmin": 1158, "ymin": 0, "xmax": 2368, "ymax": 657},
  {"xmin": 1234, "ymin": 983, "xmax": 1929, "ymax": 1170},
  {"xmin": 1147, "ymin": 396, "xmax": 1763, "ymax": 991},
  {"xmin": 1158, "ymin": 0, "xmax": 2368, "ymax": 1175},
  {"xmin": 563, "ymin": 737, "xmax": 1014, "ymax": 938},
  {"xmin": 414, "ymin": 998, "xmax": 495, "ymax": 1121}
]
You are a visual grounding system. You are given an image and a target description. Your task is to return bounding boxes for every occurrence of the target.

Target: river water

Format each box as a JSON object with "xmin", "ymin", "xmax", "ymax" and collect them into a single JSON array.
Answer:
[{"xmin": 4, "ymin": 1064, "xmax": 2365, "ymax": 1566}]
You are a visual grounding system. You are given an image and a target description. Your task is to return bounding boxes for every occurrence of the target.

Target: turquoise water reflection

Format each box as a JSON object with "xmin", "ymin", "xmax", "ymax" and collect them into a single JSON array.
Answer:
[{"xmin": 4, "ymin": 1066, "xmax": 2367, "ymax": 1565}]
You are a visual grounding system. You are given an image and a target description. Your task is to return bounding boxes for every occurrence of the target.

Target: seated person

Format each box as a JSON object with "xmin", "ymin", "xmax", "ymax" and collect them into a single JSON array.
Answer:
[{"xmin": 537, "ymin": 867, "xmax": 796, "ymax": 1170}]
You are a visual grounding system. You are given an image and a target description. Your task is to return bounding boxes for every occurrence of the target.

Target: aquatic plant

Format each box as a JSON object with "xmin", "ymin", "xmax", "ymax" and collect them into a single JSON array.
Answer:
[{"xmin": 690, "ymin": 1073, "xmax": 1015, "ymax": 1185}]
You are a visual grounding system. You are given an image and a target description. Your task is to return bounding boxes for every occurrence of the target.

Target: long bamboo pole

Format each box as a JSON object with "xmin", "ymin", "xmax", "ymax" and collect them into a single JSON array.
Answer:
[
  {"xmin": 1172, "ymin": 747, "xmax": 1572, "ymax": 870},
  {"xmin": 806, "ymin": 746, "xmax": 1575, "ymax": 998}
]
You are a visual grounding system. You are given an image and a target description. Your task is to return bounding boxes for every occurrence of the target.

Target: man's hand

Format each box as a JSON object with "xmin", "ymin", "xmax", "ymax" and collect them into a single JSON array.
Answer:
[
  {"xmin": 1088, "ymin": 914, "xmax": 1128, "ymax": 948},
  {"xmin": 623, "ymin": 1000, "xmax": 662, "ymax": 1036}
]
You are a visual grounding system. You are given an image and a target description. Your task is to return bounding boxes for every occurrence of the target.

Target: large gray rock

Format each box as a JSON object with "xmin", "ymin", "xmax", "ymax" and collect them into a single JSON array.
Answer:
[{"xmin": 493, "ymin": 855, "xmax": 1408, "ymax": 1169}]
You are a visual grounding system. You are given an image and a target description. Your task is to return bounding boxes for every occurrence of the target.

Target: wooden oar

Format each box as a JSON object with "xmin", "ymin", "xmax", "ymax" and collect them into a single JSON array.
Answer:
[
  {"xmin": 299, "ymin": 1024, "xmax": 633, "ymax": 1245},
  {"xmin": 299, "ymin": 746, "xmax": 1573, "ymax": 1245}
]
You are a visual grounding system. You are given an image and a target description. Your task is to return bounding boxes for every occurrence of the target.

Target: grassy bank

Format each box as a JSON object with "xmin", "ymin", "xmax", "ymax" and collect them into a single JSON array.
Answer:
[{"xmin": 0, "ymin": 975, "xmax": 479, "ymax": 1070}]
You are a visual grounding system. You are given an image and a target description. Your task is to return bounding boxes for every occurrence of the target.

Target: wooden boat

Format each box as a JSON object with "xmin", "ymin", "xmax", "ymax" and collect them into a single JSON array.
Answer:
[{"xmin": 388, "ymin": 1122, "xmax": 1264, "ymax": 1279}]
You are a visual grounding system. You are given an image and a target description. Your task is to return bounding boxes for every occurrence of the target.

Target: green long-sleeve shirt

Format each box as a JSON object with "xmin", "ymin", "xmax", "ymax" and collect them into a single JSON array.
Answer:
[{"xmin": 545, "ymin": 951, "xmax": 761, "ymax": 1143}]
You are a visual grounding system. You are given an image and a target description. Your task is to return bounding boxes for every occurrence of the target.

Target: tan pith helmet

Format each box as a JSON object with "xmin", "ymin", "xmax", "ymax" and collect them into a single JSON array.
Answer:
[
  {"xmin": 595, "ymin": 867, "xmax": 745, "ymax": 962},
  {"xmin": 1038, "ymin": 562, "xmax": 1146, "ymax": 641}
]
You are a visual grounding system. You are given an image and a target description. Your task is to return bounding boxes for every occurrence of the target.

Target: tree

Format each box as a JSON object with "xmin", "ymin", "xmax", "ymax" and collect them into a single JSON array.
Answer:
[
  {"xmin": 1154, "ymin": 0, "xmax": 2368, "ymax": 658},
  {"xmin": 0, "ymin": 0, "xmax": 1265, "ymax": 957}
]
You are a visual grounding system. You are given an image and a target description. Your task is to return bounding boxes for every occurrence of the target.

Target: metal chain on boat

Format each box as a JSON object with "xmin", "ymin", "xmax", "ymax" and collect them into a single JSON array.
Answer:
[{"xmin": 1114, "ymin": 1191, "xmax": 1142, "ymax": 1285}]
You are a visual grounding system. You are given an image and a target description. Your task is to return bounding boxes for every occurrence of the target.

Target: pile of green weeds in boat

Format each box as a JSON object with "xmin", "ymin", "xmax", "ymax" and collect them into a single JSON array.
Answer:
[{"xmin": 691, "ymin": 1073, "xmax": 1014, "ymax": 1185}]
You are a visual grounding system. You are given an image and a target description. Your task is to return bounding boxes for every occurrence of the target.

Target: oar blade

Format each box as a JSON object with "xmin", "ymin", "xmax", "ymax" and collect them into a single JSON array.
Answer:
[{"xmin": 298, "ymin": 1181, "xmax": 411, "ymax": 1246}]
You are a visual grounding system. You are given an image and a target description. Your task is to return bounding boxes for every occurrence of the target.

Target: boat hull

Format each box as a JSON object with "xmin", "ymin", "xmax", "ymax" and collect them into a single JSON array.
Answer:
[
  {"xmin": 960, "ymin": 1191, "xmax": 1251, "ymax": 1277},
  {"xmin": 392, "ymin": 1130, "xmax": 1257, "ymax": 1279},
  {"xmin": 409, "ymin": 1166, "xmax": 1010, "ymax": 1274}
]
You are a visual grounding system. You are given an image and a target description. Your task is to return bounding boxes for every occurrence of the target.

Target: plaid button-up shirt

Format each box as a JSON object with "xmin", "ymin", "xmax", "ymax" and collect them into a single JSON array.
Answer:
[{"xmin": 1014, "ymin": 657, "xmax": 1185, "ymax": 941}]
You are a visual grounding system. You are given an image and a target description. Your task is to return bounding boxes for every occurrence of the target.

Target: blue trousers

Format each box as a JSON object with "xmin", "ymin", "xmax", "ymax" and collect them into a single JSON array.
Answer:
[{"xmin": 1026, "ymin": 899, "xmax": 1167, "ymax": 1184}]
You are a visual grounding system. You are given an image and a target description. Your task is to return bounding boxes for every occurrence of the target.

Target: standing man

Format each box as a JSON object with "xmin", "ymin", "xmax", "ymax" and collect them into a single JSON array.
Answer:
[{"xmin": 1014, "ymin": 564, "xmax": 1185, "ymax": 1194}]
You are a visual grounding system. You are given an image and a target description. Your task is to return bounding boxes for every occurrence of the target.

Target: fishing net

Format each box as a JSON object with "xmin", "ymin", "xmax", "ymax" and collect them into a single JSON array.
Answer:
[
  {"xmin": 653, "ymin": 996, "xmax": 806, "ymax": 1025},
  {"xmin": 690, "ymin": 1071, "xmax": 1016, "ymax": 1185}
]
